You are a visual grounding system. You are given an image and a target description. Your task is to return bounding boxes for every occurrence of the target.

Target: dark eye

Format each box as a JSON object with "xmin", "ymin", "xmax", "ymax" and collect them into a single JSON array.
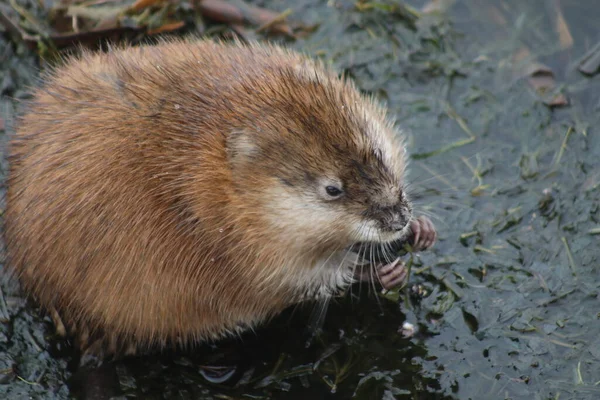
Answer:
[{"xmin": 325, "ymin": 186, "xmax": 343, "ymax": 197}]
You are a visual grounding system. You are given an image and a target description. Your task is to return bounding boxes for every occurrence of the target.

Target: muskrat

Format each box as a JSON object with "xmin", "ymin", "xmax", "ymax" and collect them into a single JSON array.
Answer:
[{"xmin": 4, "ymin": 38, "xmax": 437, "ymax": 358}]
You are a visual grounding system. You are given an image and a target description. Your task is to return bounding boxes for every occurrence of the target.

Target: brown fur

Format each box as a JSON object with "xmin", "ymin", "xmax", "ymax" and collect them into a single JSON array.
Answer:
[{"xmin": 3, "ymin": 38, "xmax": 411, "ymax": 356}]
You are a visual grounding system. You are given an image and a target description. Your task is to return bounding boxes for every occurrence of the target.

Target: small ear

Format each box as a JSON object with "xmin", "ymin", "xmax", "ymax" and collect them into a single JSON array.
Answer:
[{"xmin": 226, "ymin": 130, "xmax": 258, "ymax": 167}]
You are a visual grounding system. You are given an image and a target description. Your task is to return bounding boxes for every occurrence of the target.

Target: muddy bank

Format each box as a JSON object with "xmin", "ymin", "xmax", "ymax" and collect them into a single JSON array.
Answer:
[{"xmin": 1, "ymin": 0, "xmax": 599, "ymax": 399}]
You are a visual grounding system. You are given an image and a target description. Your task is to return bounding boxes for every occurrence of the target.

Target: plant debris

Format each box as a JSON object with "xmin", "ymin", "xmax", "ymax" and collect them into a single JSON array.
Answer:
[
  {"xmin": 577, "ymin": 42, "xmax": 600, "ymax": 76},
  {"xmin": 0, "ymin": 0, "xmax": 303, "ymax": 53},
  {"xmin": 512, "ymin": 52, "xmax": 569, "ymax": 108},
  {"xmin": 1, "ymin": 0, "xmax": 600, "ymax": 399}
]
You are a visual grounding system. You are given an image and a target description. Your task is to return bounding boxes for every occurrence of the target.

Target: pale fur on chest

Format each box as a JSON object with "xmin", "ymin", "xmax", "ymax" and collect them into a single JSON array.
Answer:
[{"xmin": 284, "ymin": 250, "xmax": 367, "ymax": 302}]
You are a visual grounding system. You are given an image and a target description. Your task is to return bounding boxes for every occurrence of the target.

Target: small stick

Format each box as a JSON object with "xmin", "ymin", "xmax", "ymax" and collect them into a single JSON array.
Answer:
[
  {"xmin": 0, "ymin": 287, "xmax": 9, "ymax": 322},
  {"xmin": 418, "ymin": 163, "xmax": 458, "ymax": 191},
  {"xmin": 553, "ymin": 126, "xmax": 573, "ymax": 168},
  {"xmin": 255, "ymin": 8, "xmax": 292, "ymax": 33},
  {"xmin": 588, "ymin": 227, "xmax": 600, "ymax": 235},
  {"xmin": 412, "ymin": 136, "xmax": 476, "ymax": 160},
  {"xmin": 561, "ymin": 237, "xmax": 577, "ymax": 277}
]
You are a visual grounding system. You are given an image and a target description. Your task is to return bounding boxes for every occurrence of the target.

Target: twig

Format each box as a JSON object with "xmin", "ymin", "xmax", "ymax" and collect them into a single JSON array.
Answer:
[
  {"xmin": 553, "ymin": 126, "xmax": 573, "ymax": 168},
  {"xmin": 561, "ymin": 237, "xmax": 577, "ymax": 277},
  {"xmin": 0, "ymin": 286, "xmax": 9, "ymax": 322},
  {"xmin": 412, "ymin": 136, "xmax": 476, "ymax": 160},
  {"xmin": 255, "ymin": 8, "xmax": 292, "ymax": 33}
]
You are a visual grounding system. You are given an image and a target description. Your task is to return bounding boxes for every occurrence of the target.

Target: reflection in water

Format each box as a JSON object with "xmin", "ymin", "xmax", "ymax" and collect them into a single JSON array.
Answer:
[
  {"xmin": 1, "ymin": 0, "xmax": 599, "ymax": 399},
  {"xmin": 104, "ymin": 290, "xmax": 454, "ymax": 398}
]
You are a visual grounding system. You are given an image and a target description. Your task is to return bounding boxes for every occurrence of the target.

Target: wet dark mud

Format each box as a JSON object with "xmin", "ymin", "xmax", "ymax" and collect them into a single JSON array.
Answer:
[{"xmin": 1, "ymin": 0, "xmax": 599, "ymax": 399}]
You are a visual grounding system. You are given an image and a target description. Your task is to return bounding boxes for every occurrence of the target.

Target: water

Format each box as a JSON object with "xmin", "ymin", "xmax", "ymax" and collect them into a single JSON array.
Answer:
[{"xmin": 0, "ymin": 0, "xmax": 598, "ymax": 399}]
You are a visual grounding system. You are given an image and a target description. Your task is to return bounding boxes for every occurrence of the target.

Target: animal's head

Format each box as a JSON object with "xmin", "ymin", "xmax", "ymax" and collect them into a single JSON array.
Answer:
[{"xmin": 225, "ymin": 55, "xmax": 412, "ymax": 256}]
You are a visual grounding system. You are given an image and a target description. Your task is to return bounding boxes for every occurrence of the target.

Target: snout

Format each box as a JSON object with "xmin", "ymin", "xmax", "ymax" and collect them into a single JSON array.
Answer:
[
  {"xmin": 388, "ymin": 214, "xmax": 408, "ymax": 231},
  {"xmin": 377, "ymin": 206, "xmax": 411, "ymax": 232}
]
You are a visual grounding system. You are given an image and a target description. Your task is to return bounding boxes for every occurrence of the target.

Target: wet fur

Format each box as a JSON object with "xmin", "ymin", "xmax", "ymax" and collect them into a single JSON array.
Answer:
[{"xmin": 3, "ymin": 38, "xmax": 410, "ymax": 356}]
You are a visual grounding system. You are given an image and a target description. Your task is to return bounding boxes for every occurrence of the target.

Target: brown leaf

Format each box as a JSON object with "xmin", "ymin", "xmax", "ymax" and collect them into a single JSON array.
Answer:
[
  {"xmin": 509, "ymin": 47, "xmax": 568, "ymax": 108},
  {"xmin": 197, "ymin": 0, "xmax": 244, "ymax": 24},
  {"xmin": 196, "ymin": 0, "xmax": 294, "ymax": 37},
  {"xmin": 147, "ymin": 20, "xmax": 185, "ymax": 35},
  {"xmin": 130, "ymin": 0, "xmax": 165, "ymax": 12},
  {"xmin": 552, "ymin": 0, "xmax": 573, "ymax": 50},
  {"xmin": 525, "ymin": 63, "xmax": 568, "ymax": 107}
]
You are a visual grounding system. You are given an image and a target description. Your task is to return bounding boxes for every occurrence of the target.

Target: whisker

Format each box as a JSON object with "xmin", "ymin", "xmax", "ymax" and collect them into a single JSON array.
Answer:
[
  {"xmin": 368, "ymin": 227, "xmax": 379, "ymax": 298},
  {"xmin": 306, "ymin": 297, "xmax": 330, "ymax": 338},
  {"xmin": 350, "ymin": 219, "xmax": 372, "ymax": 301}
]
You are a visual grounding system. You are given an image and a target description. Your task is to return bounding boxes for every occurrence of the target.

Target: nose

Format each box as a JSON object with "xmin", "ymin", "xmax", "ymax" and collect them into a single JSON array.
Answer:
[
  {"xmin": 388, "ymin": 213, "xmax": 407, "ymax": 231},
  {"xmin": 377, "ymin": 206, "xmax": 409, "ymax": 232},
  {"xmin": 389, "ymin": 214, "xmax": 407, "ymax": 231}
]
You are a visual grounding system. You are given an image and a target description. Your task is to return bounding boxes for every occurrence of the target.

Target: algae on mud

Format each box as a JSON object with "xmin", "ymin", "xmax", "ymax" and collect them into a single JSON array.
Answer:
[{"xmin": 1, "ymin": 0, "xmax": 599, "ymax": 399}]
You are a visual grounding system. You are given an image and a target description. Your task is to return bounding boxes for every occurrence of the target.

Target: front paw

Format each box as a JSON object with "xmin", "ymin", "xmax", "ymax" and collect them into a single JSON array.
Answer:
[
  {"xmin": 376, "ymin": 258, "xmax": 408, "ymax": 290},
  {"xmin": 408, "ymin": 216, "xmax": 437, "ymax": 252}
]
